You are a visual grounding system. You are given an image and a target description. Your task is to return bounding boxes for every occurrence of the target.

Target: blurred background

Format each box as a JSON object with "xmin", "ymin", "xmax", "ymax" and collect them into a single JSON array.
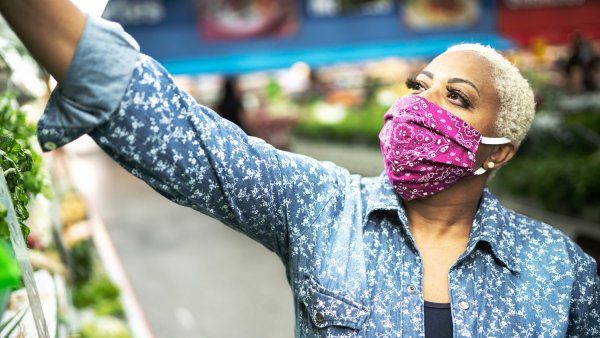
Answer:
[{"xmin": 0, "ymin": 0, "xmax": 599, "ymax": 337}]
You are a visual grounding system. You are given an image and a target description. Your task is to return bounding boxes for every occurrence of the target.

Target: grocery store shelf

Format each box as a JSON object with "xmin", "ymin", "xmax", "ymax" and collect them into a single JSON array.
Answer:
[{"xmin": 64, "ymin": 151, "xmax": 155, "ymax": 338}]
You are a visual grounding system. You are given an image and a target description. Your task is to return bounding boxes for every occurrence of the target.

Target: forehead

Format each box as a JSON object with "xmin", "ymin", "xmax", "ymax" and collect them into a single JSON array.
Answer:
[{"xmin": 424, "ymin": 50, "xmax": 494, "ymax": 88}]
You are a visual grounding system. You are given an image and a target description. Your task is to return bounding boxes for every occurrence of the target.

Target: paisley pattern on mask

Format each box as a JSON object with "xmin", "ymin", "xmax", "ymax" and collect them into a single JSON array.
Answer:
[
  {"xmin": 380, "ymin": 95, "xmax": 483, "ymax": 200},
  {"xmin": 37, "ymin": 16, "xmax": 599, "ymax": 338}
]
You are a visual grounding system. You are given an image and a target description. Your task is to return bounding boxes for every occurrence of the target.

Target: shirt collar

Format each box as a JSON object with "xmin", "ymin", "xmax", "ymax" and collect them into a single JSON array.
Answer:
[
  {"xmin": 467, "ymin": 189, "xmax": 520, "ymax": 273},
  {"xmin": 362, "ymin": 170, "xmax": 405, "ymax": 218},
  {"xmin": 364, "ymin": 170, "xmax": 520, "ymax": 274}
]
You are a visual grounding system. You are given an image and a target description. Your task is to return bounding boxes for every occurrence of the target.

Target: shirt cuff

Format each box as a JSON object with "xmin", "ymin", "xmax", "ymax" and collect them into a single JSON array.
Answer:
[{"xmin": 37, "ymin": 15, "xmax": 140, "ymax": 152}]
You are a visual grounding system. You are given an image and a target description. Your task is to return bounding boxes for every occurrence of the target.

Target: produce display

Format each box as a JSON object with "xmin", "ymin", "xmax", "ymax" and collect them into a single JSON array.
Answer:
[
  {"xmin": 0, "ymin": 92, "xmax": 49, "ymax": 335},
  {"xmin": 0, "ymin": 91, "xmax": 134, "ymax": 336},
  {"xmin": 0, "ymin": 19, "xmax": 140, "ymax": 333},
  {"xmin": 53, "ymin": 156, "xmax": 134, "ymax": 337},
  {"xmin": 0, "ymin": 93, "xmax": 49, "ymax": 242}
]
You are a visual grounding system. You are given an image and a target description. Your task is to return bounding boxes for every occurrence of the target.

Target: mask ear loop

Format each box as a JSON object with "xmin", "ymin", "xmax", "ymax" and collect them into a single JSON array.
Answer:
[
  {"xmin": 473, "ymin": 167, "xmax": 487, "ymax": 175},
  {"xmin": 474, "ymin": 137, "xmax": 511, "ymax": 175},
  {"xmin": 481, "ymin": 136, "xmax": 511, "ymax": 145}
]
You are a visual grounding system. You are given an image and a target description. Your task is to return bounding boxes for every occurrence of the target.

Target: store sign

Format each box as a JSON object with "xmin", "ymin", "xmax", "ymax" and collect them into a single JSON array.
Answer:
[
  {"xmin": 104, "ymin": 0, "xmax": 507, "ymax": 74},
  {"xmin": 307, "ymin": 0, "xmax": 395, "ymax": 17},
  {"xmin": 103, "ymin": 0, "xmax": 166, "ymax": 25},
  {"xmin": 504, "ymin": 0, "xmax": 585, "ymax": 9},
  {"xmin": 499, "ymin": 0, "xmax": 600, "ymax": 45},
  {"xmin": 199, "ymin": 0, "xmax": 298, "ymax": 41},
  {"xmin": 402, "ymin": 0, "xmax": 481, "ymax": 30}
]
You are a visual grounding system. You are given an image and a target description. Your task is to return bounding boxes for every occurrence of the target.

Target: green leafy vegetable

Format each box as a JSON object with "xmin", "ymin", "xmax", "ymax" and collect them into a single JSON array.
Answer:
[
  {"xmin": 73, "ymin": 273, "xmax": 124, "ymax": 317},
  {"xmin": 0, "ymin": 93, "xmax": 50, "ymax": 241}
]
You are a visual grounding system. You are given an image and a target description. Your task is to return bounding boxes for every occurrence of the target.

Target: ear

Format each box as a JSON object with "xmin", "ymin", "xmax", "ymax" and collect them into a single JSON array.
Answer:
[{"xmin": 486, "ymin": 143, "xmax": 516, "ymax": 170}]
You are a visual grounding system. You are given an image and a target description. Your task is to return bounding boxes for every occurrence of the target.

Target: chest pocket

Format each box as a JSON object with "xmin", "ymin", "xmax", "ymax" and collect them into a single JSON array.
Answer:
[{"xmin": 298, "ymin": 274, "xmax": 370, "ymax": 331}]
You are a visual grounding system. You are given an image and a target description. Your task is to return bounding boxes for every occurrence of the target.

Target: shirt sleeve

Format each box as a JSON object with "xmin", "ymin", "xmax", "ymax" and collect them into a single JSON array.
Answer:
[
  {"xmin": 565, "ymin": 240, "xmax": 600, "ymax": 337},
  {"xmin": 36, "ymin": 15, "xmax": 343, "ymax": 266},
  {"xmin": 37, "ymin": 15, "xmax": 140, "ymax": 150}
]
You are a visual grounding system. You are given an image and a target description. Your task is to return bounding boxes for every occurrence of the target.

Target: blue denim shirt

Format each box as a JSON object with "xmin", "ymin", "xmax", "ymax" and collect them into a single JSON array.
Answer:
[{"xmin": 37, "ymin": 16, "xmax": 599, "ymax": 337}]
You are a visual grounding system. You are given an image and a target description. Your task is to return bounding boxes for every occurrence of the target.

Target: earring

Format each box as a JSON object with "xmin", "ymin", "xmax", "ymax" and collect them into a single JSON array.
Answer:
[{"xmin": 487, "ymin": 162, "xmax": 495, "ymax": 169}]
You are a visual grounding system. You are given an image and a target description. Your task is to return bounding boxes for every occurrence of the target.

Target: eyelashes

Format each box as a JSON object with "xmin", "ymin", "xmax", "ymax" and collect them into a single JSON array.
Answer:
[
  {"xmin": 405, "ymin": 77, "xmax": 423, "ymax": 91},
  {"xmin": 447, "ymin": 88, "xmax": 472, "ymax": 108},
  {"xmin": 404, "ymin": 77, "xmax": 472, "ymax": 109}
]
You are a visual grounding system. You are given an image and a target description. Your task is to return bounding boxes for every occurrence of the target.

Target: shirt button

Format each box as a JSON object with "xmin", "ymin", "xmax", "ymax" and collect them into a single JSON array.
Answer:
[
  {"xmin": 43, "ymin": 141, "xmax": 57, "ymax": 151},
  {"xmin": 315, "ymin": 311, "xmax": 324, "ymax": 323},
  {"xmin": 458, "ymin": 300, "xmax": 470, "ymax": 310},
  {"xmin": 407, "ymin": 285, "xmax": 417, "ymax": 294}
]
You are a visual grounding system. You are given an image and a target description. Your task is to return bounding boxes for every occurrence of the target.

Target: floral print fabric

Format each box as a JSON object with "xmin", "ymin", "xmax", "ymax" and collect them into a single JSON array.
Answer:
[{"xmin": 37, "ymin": 16, "xmax": 599, "ymax": 337}]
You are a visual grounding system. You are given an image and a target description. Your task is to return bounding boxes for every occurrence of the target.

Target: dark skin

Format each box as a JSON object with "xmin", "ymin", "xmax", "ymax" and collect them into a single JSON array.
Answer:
[
  {"xmin": 404, "ymin": 51, "xmax": 517, "ymax": 302},
  {"xmin": 0, "ymin": 1, "xmax": 517, "ymax": 304},
  {"xmin": 0, "ymin": 0, "xmax": 86, "ymax": 83}
]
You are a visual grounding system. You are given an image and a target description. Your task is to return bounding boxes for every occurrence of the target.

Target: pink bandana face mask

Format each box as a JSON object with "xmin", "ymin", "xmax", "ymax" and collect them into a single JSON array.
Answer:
[{"xmin": 378, "ymin": 95, "xmax": 510, "ymax": 200}]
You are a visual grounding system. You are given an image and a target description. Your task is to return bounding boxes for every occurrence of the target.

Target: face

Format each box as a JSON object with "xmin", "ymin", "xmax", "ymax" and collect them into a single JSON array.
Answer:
[
  {"xmin": 406, "ymin": 50, "xmax": 513, "ymax": 168},
  {"xmin": 406, "ymin": 50, "xmax": 499, "ymax": 137}
]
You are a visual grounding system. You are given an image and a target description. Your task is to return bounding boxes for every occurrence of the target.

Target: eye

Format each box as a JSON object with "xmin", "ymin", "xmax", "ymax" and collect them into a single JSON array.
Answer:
[
  {"xmin": 405, "ymin": 78, "xmax": 425, "ymax": 93},
  {"xmin": 447, "ymin": 88, "xmax": 471, "ymax": 109}
]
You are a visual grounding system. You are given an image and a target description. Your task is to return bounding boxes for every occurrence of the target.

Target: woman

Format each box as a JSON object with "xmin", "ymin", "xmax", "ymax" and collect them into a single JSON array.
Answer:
[{"xmin": 1, "ymin": 1, "xmax": 598, "ymax": 337}]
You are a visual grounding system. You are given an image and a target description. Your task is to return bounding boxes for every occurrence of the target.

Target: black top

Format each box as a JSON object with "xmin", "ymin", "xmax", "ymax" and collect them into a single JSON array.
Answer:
[{"xmin": 424, "ymin": 301, "xmax": 453, "ymax": 338}]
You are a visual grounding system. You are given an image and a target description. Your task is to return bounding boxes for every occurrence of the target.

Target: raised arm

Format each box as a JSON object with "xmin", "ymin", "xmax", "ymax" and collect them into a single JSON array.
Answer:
[
  {"xmin": 0, "ymin": 0, "xmax": 86, "ymax": 82},
  {"xmin": 2, "ymin": 8, "xmax": 344, "ymax": 265}
]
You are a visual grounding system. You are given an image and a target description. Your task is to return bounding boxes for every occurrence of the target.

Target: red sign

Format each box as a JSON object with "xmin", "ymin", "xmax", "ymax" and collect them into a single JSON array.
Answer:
[{"xmin": 499, "ymin": 0, "xmax": 600, "ymax": 46}]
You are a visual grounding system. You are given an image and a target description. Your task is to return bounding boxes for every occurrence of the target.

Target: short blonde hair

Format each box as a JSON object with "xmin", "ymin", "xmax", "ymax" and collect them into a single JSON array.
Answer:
[{"xmin": 445, "ymin": 43, "xmax": 536, "ymax": 147}]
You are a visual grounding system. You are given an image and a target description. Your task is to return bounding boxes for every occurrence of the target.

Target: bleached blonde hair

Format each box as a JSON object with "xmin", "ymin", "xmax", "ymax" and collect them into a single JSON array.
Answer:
[{"xmin": 445, "ymin": 43, "xmax": 536, "ymax": 147}]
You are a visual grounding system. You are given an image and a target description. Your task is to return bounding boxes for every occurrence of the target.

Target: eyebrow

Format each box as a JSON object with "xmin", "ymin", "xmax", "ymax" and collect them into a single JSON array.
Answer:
[
  {"xmin": 419, "ymin": 70, "xmax": 434, "ymax": 79},
  {"xmin": 417, "ymin": 70, "xmax": 480, "ymax": 97},
  {"xmin": 448, "ymin": 77, "xmax": 480, "ymax": 96}
]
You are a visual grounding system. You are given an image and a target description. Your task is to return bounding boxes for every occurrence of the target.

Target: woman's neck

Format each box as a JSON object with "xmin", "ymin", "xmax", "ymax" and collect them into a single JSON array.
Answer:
[{"xmin": 402, "ymin": 177, "xmax": 485, "ymax": 244}]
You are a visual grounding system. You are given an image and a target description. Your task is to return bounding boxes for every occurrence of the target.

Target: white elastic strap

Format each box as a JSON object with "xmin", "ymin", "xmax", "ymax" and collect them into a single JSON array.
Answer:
[
  {"xmin": 473, "ymin": 167, "xmax": 487, "ymax": 175},
  {"xmin": 474, "ymin": 137, "xmax": 509, "ymax": 175},
  {"xmin": 481, "ymin": 136, "xmax": 511, "ymax": 145}
]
